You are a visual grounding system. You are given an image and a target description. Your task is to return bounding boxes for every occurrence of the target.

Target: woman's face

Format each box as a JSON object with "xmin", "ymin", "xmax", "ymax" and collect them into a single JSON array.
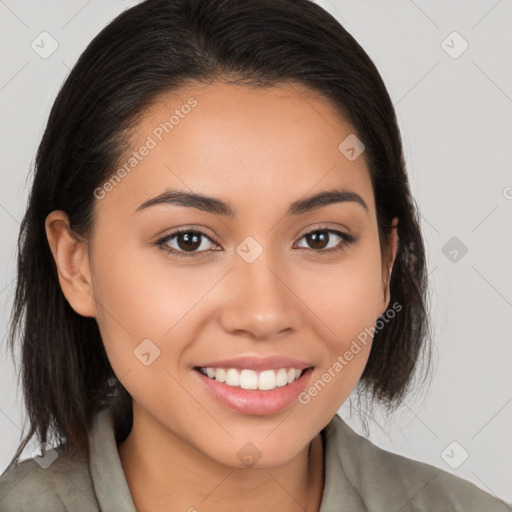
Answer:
[{"xmin": 84, "ymin": 82, "xmax": 396, "ymax": 467}]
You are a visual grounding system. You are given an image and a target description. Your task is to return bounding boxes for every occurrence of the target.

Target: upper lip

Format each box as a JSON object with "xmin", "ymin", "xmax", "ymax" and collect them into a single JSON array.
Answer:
[{"xmin": 195, "ymin": 356, "xmax": 313, "ymax": 372}]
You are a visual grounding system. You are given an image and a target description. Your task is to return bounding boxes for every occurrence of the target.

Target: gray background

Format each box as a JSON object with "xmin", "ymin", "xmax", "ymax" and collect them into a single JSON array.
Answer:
[{"xmin": 1, "ymin": 0, "xmax": 511, "ymax": 504}]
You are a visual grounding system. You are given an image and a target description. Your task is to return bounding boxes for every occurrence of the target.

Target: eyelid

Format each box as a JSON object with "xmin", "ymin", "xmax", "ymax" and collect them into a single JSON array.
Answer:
[
  {"xmin": 157, "ymin": 225, "xmax": 219, "ymax": 246},
  {"xmin": 154, "ymin": 224, "xmax": 218, "ymax": 241},
  {"xmin": 295, "ymin": 222, "xmax": 352, "ymax": 239}
]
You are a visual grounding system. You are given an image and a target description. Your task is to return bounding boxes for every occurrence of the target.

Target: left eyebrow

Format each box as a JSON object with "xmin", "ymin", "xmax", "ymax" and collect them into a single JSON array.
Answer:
[
  {"xmin": 135, "ymin": 186, "xmax": 368, "ymax": 217},
  {"xmin": 288, "ymin": 187, "xmax": 368, "ymax": 215}
]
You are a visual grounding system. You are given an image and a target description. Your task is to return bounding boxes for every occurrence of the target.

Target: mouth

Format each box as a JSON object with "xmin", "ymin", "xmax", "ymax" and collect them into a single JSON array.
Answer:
[
  {"xmin": 195, "ymin": 366, "xmax": 307, "ymax": 391},
  {"xmin": 193, "ymin": 365, "xmax": 314, "ymax": 416}
]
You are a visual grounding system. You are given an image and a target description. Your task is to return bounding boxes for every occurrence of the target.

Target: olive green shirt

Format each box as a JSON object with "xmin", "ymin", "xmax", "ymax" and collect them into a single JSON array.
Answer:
[{"xmin": 0, "ymin": 408, "xmax": 510, "ymax": 511}]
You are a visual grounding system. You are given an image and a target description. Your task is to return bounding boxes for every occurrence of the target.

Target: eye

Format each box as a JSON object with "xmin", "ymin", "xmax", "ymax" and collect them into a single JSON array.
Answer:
[
  {"xmin": 295, "ymin": 227, "xmax": 356, "ymax": 254},
  {"xmin": 155, "ymin": 229, "xmax": 219, "ymax": 259}
]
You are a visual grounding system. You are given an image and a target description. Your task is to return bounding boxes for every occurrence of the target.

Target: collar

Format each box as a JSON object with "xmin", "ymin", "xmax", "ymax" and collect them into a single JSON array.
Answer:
[
  {"xmin": 88, "ymin": 408, "xmax": 137, "ymax": 511},
  {"xmin": 87, "ymin": 408, "xmax": 361, "ymax": 511}
]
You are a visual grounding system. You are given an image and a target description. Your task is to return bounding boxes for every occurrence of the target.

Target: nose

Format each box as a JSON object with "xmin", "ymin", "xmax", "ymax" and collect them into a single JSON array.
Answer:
[{"xmin": 218, "ymin": 248, "xmax": 302, "ymax": 340}]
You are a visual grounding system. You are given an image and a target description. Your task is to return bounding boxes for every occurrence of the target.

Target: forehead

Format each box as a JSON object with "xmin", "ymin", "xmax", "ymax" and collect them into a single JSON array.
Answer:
[{"xmin": 99, "ymin": 81, "xmax": 374, "ymax": 219}]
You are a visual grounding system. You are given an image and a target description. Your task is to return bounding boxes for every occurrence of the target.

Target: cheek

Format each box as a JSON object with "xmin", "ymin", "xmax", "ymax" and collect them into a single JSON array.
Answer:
[
  {"xmin": 301, "ymin": 235, "xmax": 385, "ymax": 346},
  {"xmin": 91, "ymin": 227, "xmax": 191, "ymax": 330},
  {"xmin": 89, "ymin": 244, "xmax": 202, "ymax": 421},
  {"xmin": 89, "ymin": 235, "xmax": 221, "ymax": 373},
  {"xmin": 292, "ymin": 237, "xmax": 384, "ymax": 415}
]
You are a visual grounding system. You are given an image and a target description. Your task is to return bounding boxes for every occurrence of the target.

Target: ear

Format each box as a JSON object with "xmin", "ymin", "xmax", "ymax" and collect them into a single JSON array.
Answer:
[
  {"xmin": 380, "ymin": 217, "xmax": 399, "ymax": 313},
  {"xmin": 45, "ymin": 210, "xmax": 97, "ymax": 317}
]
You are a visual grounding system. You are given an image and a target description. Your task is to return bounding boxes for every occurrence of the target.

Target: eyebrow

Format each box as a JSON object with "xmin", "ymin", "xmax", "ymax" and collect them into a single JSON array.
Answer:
[{"xmin": 135, "ymin": 186, "xmax": 368, "ymax": 217}]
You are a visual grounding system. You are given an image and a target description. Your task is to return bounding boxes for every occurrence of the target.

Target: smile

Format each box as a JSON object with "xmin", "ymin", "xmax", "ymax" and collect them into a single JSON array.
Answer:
[
  {"xmin": 194, "ymin": 365, "xmax": 314, "ymax": 415},
  {"xmin": 197, "ymin": 367, "xmax": 304, "ymax": 391}
]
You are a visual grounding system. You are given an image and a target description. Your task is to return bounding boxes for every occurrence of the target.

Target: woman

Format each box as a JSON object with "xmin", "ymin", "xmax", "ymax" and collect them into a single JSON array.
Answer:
[{"xmin": 0, "ymin": 0, "xmax": 509, "ymax": 510}]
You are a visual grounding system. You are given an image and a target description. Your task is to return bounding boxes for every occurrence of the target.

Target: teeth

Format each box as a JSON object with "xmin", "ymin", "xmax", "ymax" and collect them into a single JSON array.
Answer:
[
  {"xmin": 225, "ymin": 368, "xmax": 240, "ymax": 387},
  {"xmin": 276, "ymin": 368, "xmax": 288, "ymax": 387},
  {"xmin": 214, "ymin": 368, "xmax": 226, "ymax": 382},
  {"xmin": 240, "ymin": 369, "xmax": 258, "ymax": 390},
  {"xmin": 199, "ymin": 366, "xmax": 305, "ymax": 390},
  {"xmin": 258, "ymin": 370, "xmax": 276, "ymax": 390}
]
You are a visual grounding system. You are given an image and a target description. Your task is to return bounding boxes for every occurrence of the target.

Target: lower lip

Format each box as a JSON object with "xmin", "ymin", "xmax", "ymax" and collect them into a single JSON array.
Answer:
[{"xmin": 194, "ymin": 367, "xmax": 314, "ymax": 416}]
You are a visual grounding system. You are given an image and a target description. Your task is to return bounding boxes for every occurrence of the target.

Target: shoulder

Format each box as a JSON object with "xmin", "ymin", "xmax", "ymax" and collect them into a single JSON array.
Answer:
[
  {"xmin": 0, "ymin": 446, "xmax": 99, "ymax": 512},
  {"xmin": 327, "ymin": 415, "xmax": 511, "ymax": 511}
]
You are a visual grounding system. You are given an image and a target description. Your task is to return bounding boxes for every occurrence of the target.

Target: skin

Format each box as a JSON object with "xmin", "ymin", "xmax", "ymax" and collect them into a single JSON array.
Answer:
[{"xmin": 45, "ymin": 81, "xmax": 398, "ymax": 512}]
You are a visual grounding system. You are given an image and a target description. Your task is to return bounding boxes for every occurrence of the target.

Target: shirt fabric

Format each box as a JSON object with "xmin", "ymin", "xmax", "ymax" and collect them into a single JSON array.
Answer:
[{"xmin": 0, "ymin": 408, "xmax": 510, "ymax": 511}]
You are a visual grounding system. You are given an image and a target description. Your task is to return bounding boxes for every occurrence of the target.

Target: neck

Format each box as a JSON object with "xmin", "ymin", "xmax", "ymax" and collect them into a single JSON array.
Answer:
[{"xmin": 118, "ymin": 405, "xmax": 325, "ymax": 512}]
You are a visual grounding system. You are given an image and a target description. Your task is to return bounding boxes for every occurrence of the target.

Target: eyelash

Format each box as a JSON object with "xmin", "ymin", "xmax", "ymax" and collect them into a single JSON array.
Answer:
[{"xmin": 155, "ymin": 226, "xmax": 356, "ymax": 260}]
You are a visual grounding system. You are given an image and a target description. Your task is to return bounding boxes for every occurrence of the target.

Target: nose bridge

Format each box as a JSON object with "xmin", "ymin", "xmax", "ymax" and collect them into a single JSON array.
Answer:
[{"xmin": 219, "ymin": 241, "xmax": 299, "ymax": 339}]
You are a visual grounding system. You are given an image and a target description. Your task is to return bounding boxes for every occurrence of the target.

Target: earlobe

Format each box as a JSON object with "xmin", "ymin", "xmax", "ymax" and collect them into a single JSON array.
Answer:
[{"xmin": 45, "ymin": 210, "xmax": 96, "ymax": 318}]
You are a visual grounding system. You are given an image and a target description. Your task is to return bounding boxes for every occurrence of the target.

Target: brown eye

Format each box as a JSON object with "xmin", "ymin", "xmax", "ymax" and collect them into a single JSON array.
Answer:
[
  {"xmin": 304, "ymin": 231, "xmax": 330, "ymax": 250},
  {"xmin": 175, "ymin": 232, "xmax": 202, "ymax": 252},
  {"xmin": 295, "ymin": 228, "xmax": 355, "ymax": 253},
  {"xmin": 156, "ymin": 229, "xmax": 219, "ymax": 259}
]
